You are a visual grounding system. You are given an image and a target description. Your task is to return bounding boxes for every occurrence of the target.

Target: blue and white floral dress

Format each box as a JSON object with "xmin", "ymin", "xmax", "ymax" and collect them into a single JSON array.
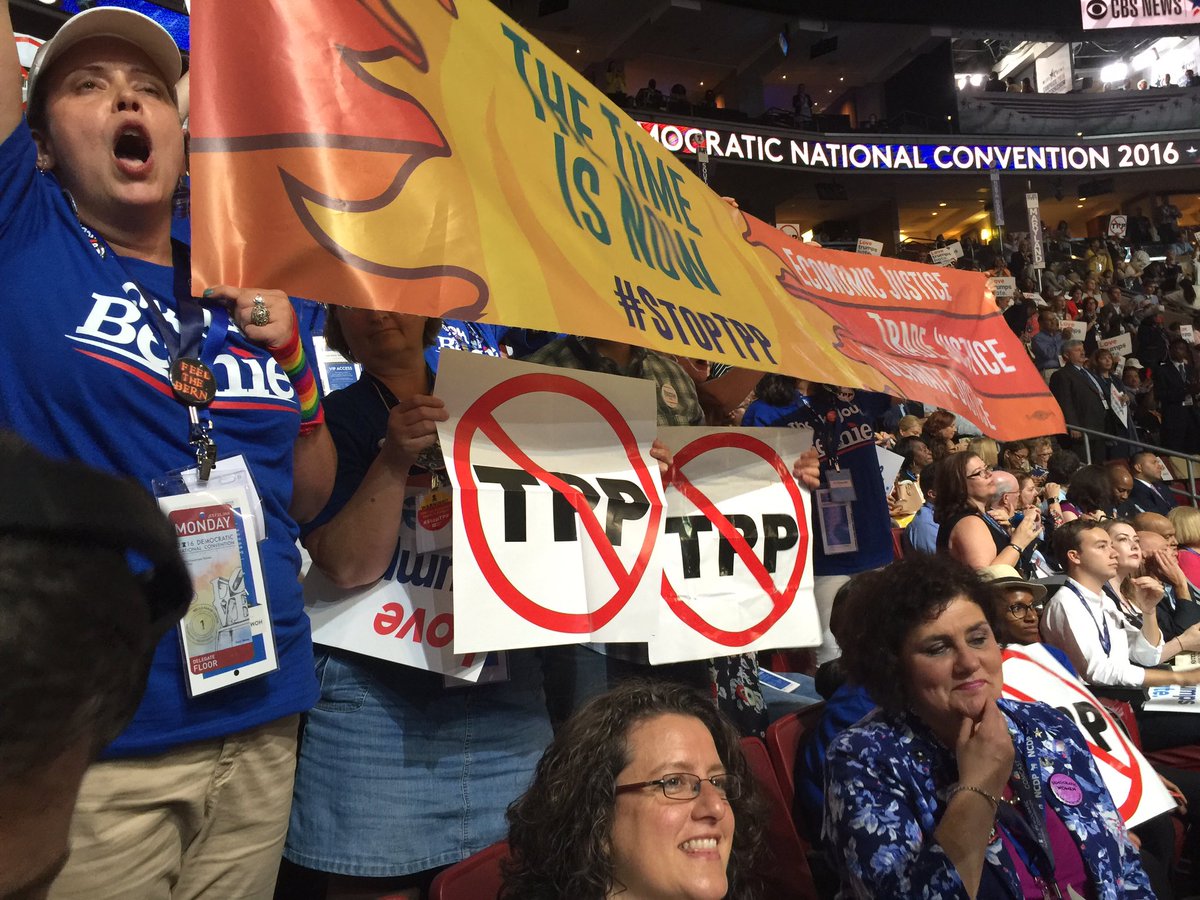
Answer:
[{"xmin": 823, "ymin": 698, "xmax": 1152, "ymax": 899}]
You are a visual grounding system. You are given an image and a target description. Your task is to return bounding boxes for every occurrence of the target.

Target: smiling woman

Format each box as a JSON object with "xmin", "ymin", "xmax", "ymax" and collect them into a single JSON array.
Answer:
[
  {"xmin": 824, "ymin": 556, "xmax": 1152, "ymax": 900},
  {"xmin": 503, "ymin": 681, "xmax": 765, "ymax": 900}
]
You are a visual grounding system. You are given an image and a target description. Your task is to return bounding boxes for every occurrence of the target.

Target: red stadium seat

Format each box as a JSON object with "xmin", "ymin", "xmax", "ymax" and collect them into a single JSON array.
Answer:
[
  {"xmin": 740, "ymin": 736, "xmax": 819, "ymax": 900},
  {"xmin": 764, "ymin": 702, "xmax": 827, "ymax": 813},
  {"xmin": 425, "ymin": 840, "xmax": 508, "ymax": 900},
  {"xmin": 765, "ymin": 649, "xmax": 818, "ymax": 677}
]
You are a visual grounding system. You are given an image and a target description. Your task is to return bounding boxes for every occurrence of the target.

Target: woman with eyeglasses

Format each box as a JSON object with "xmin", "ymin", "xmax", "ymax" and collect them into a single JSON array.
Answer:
[
  {"xmin": 503, "ymin": 680, "xmax": 765, "ymax": 900},
  {"xmin": 978, "ymin": 565, "xmax": 1048, "ymax": 647},
  {"xmin": 825, "ymin": 556, "xmax": 1152, "ymax": 899},
  {"xmin": 934, "ymin": 452, "xmax": 1043, "ymax": 570}
]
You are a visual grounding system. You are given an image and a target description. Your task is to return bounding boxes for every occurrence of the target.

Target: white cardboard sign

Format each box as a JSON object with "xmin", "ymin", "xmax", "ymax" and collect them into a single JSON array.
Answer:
[
  {"xmin": 929, "ymin": 246, "xmax": 956, "ymax": 267},
  {"xmin": 856, "ymin": 238, "xmax": 883, "ymax": 256},
  {"xmin": 1099, "ymin": 334, "xmax": 1134, "ymax": 358},
  {"xmin": 1145, "ymin": 685, "xmax": 1200, "ymax": 713},
  {"xmin": 1002, "ymin": 644, "xmax": 1175, "ymax": 828},
  {"xmin": 304, "ymin": 483, "xmax": 486, "ymax": 681},
  {"xmin": 876, "ymin": 445, "xmax": 904, "ymax": 488},
  {"xmin": 436, "ymin": 351, "xmax": 663, "ymax": 652},
  {"xmin": 650, "ymin": 426, "xmax": 818, "ymax": 664},
  {"xmin": 988, "ymin": 276, "xmax": 1016, "ymax": 299},
  {"xmin": 1065, "ymin": 320, "xmax": 1088, "ymax": 343}
]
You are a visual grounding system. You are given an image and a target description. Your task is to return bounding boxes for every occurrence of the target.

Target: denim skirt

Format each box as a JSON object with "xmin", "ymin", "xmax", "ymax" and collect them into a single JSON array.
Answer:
[{"xmin": 283, "ymin": 648, "xmax": 552, "ymax": 876}]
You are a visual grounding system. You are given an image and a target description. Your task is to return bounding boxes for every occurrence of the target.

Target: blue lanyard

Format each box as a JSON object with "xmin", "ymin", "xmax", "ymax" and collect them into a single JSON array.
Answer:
[
  {"xmin": 982, "ymin": 512, "xmax": 1010, "ymax": 537},
  {"xmin": 135, "ymin": 239, "xmax": 230, "ymax": 372},
  {"xmin": 69, "ymin": 199, "xmax": 229, "ymax": 473},
  {"xmin": 1063, "ymin": 581, "xmax": 1111, "ymax": 655},
  {"xmin": 996, "ymin": 736, "xmax": 1062, "ymax": 900},
  {"xmin": 65, "ymin": 190, "xmax": 228, "ymax": 382}
]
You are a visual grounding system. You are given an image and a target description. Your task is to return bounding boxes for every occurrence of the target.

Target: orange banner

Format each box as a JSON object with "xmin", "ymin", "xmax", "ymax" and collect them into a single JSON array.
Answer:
[{"xmin": 189, "ymin": 0, "xmax": 1064, "ymax": 439}]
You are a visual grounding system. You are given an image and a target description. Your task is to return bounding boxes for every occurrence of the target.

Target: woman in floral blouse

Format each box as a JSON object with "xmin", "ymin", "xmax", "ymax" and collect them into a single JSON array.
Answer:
[{"xmin": 824, "ymin": 555, "xmax": 1152, "ymax": 900}]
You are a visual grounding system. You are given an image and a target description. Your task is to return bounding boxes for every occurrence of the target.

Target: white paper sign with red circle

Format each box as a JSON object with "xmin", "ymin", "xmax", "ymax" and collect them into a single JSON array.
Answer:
[
  {"xmin": 649, "ymin": 426, "xmax": 818, "ymax": 664},
  {"xmin": 436, "ymin": 351, "xmax": 664, "ymax": 653},
  {"xmin": 1002, "ymin": 644, "xmax": 1175, "ymax": 828}
]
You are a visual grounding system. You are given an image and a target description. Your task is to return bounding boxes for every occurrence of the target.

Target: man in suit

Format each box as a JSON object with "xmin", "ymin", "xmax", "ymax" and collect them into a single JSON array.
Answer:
[
  {"xmin": 1049, "ymin": 340, "xmax": 1110, "ymax": 456},
  {"xmin": 1127, "ymin": 450, "xmax": 1177, "ymax": 515},
  {"xmin": 878, "ymin": 398, "xmax": 925, "ymax": 436},
  {"xmin": 1155, "ymin": 338, "xmax": 1200, "ymax": 453}
]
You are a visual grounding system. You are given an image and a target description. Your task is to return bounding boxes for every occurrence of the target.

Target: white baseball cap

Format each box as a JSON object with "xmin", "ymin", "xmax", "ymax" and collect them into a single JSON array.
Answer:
[{"xmin": 26, "ymin": 7, "xmax": 181, "ymax": 109}]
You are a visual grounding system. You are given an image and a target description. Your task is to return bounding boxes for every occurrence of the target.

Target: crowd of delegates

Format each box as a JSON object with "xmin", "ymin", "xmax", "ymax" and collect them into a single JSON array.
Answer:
[
  {"xmin": 11, "ymin": 6, "xmax": 1200, "ymax": 900},
  {"xmin": 985, "ymin": 208, "xmax": 1200, "ymax": 458}
]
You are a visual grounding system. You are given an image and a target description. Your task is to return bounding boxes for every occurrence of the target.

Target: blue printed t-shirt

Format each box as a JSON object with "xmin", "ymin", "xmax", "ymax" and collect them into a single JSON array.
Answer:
[
  {"xmin": 0, "ymin": 120, "xmax": 318, "ymax": 756},
  {"xmin": 743, "ymin": 389, "xmax": 893, "ymax": 576},
  {"xmin": 741, "ymin": 392, "xmax": 811, "ymax": 428},
  {"xmin": 424, "ymin": 319, "xmax": 505, "ymax": 372}
]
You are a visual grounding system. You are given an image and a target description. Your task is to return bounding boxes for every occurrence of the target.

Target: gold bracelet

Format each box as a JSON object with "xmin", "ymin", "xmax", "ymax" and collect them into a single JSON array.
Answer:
[{"xmin": 946, "ymin": 783, "xmax": 1000, "ymax": 811}]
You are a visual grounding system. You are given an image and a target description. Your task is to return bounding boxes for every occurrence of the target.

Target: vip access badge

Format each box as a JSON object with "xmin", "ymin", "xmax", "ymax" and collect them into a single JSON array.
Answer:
[{"xmin": 153, "ymin": 456, "xmax": 278, "ymax": 696}]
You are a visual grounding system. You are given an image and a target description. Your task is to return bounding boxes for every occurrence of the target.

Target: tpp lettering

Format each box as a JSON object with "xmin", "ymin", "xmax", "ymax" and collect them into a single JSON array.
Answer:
[
  {"xmin": 1054, "ymin": 701, "xmax": 1112, "ymax": 753},
  {"xmin": 474, "ymin": 466, "xmax": 651, "ymax": 546},
  {"xmin": 665, "ymin": 513, "xmax": 799, "ymax": 578}
]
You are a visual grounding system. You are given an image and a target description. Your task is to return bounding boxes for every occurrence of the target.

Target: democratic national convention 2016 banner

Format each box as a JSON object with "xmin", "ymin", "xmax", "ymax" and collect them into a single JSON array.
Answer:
[
  {"xmin": 434, "ymin": 352, "xmax": 820, "ymax": 660},
  {"xmin": 1081, "ymin": 0, "xmax": 1200, "ymax": 30},
  {"xmin": 189, "ymin": 0, "xmax": 1064, "ymax": 440}
]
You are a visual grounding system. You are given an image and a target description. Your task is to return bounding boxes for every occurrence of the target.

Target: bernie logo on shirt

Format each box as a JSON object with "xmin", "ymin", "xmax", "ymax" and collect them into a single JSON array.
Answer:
[{"xmin": 67, "ymin": 283, "xmax": 298, "ymax": 410}]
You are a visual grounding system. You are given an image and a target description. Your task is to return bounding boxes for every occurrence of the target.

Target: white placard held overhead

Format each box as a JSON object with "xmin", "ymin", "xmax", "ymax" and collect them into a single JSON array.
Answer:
[{"xmin": 929, "ymin": 246, "xmax": 956, "ymax": 267}]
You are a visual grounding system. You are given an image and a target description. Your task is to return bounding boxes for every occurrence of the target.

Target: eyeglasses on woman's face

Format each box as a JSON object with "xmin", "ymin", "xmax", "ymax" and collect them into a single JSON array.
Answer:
[
  {"xmin": 615, "ymin": 772, "xmax": 741, "ymax": 801},
  {"xmin": 967, "ymin": 465, "xmax": 993, "ymax": 480},
  {"xmin": 1006, "ymin": 600, "xmax": 1044, "ymax": 620}
]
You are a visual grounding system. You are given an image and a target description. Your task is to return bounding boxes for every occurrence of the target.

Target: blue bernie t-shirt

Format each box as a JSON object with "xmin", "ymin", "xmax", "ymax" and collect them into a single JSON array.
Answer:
[
  {"xmin": 0, "ymin": 120, "xmax": 318, "ymax": 756},
  {"xmin": 424, "ymin": 319, "xmax": 505, "ymax": 372},
  {"xmin": 741, "ymin": 389, "xmax": 894, "ymax": 576}
]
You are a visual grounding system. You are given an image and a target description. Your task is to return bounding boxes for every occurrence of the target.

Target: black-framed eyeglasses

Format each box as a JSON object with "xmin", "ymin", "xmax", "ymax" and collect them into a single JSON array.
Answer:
[
  {"xmin": 967, "ymin": 466, "xmax": 994, "ymax": 479},
  {"xmin": 615, "ymin": 772, "xmax": 740, "ymax": 801},
  {"xmin": 1006, "ymin": 601, "xmax": 1044, "ymax": 620}
]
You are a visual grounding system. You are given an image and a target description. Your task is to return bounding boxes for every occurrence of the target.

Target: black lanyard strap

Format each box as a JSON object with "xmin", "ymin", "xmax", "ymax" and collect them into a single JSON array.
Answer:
[{"xmin": 997, "ymin": 738, "xmax": 1062, "ymax": 899}]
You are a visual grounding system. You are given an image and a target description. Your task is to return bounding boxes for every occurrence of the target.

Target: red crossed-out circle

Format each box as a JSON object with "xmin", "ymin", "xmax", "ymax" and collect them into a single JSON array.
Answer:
[
  {"xmin": 661, "ymin": 431, "xmax": 809, "ymax": 646},
  {"xmin": 454, "ymin": 372, "xmax": 662, "ymax": 634},
  {"xmin": 1001, "ymin": 647, "xmax": 1144, "ymax": 820}
]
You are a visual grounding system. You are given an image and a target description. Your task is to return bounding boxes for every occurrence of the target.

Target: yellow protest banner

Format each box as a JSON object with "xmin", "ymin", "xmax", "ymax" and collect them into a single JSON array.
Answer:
[{"xmin": 190, "ymin": 0, "xmax": 1063, "ymax": 439}]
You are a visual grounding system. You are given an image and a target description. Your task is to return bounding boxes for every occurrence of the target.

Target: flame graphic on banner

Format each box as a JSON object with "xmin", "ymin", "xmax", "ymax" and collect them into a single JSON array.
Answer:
[{"xmin": 190, "ymin": 0, "xmax": 487, "ymax": 317}]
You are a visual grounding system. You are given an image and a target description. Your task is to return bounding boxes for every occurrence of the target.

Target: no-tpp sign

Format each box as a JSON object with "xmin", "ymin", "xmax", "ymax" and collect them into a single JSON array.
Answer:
[
  {"xmin": 437, "ymin": 352, "xmax": 663, "ymax": 653},
  {"xmin": 1001, "ymin": 645, "xmax": 1174, "ymax": 828},
  {"xmin": 650, "ymin": 426, "xmax": 819, "ymax": 665}
]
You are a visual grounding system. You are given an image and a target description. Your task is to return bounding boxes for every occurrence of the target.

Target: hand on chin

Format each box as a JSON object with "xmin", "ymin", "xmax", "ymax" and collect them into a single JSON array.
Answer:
[{"xmin": 948, "ymin": 685, "xmax": 991, "ymax": 723}]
